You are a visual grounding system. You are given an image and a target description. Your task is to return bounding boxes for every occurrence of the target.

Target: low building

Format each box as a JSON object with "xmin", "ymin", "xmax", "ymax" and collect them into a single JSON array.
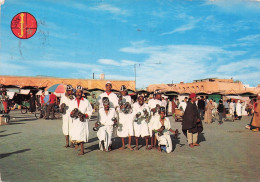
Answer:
[
  {"xmin": 147, "ymin": 78, "xmax": 260, "ymax": 95},
  {"xmin": 0, "ymin": 75, "xmax": 135, "ymax": 91}
]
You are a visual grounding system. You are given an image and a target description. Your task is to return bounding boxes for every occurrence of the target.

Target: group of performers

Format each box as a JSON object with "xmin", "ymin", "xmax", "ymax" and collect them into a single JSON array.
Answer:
[{"xmin": 60, "ymin": 81, "xmax": 177, "ymax": 155}]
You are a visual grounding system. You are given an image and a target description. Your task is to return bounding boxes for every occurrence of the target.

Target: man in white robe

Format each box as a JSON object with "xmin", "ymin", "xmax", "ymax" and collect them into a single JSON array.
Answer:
[
  {"xmin": 117, "ymin": 85, "xmax": 134, "ymax": 150},
  {"xmin": 132, "ymin": 95, "xmax": 150, "ymax": 150},
  {"xmin": 154, "ymin": 107, "xmax": 176, "ymax": 153},
  {"xmin": 97, "ymin": 97, "xmax": 118, "ymax": 152},
  {"xmin": 60, "ymin": 84, "xmax": 75, "ymax": 148},
  {"xmin": 97, "ymin": 81, "xmax": 118, "ymax": 109},
  {"xmin": 148, "ymin": 90, "xmax": 162, "ymax": 149},
  {"xmin": 70, "ymin": 85, "xmax": 93, "ymax": 155},
  {"xmin": 235, "ymin": 100, "xmax": 242, "ymax": 120},
  {"xmin": 178, "ymin": 98, "xmax": 188, "ymax": 112}
]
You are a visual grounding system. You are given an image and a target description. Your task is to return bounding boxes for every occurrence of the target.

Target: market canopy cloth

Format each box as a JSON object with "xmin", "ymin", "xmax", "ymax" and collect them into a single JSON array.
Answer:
[{"xmin": 47, "ymin": 84, "xmax": 66, "ymax": 93}]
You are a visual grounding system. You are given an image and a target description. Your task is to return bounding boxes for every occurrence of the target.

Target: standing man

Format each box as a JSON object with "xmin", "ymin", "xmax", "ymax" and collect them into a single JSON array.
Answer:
[
  {"xmin": 204, "ymin": 100, "xmax": 214, "ymax": 124},
  {"xmin": 182, "ymin": 93, "xmax": 201, "ymax": 148},
  {"xmin": 117, "ymin": 85, "xmax": 134, "ymax": 150},
  {"xmin": 60, "ymin": 85, "xmax": 74, "ymax": 148},
  {"xmin": 96, "ymin": 97, "xmax": 117, "ymax": 152},
  {"xmin": 235, "ymin": 100, "xmax": 242, "ymax": 120},
  {"xmin": 217, "ymin": 100, "xmax": 224, "ymax": 124},
  {"xmin": 40, "ymin": 91, "xmax": 45, "ymax": 107},
  {"xmin": 45, "ymin": 92, "xmax": 57, "ymax": 120},
  {"xmin": 171, "ymin": 98, "xmax": 177, "ymax": 116},
  {"xmin": 119, "ymin": 85, "xmax": 132, "ymax": 104},
  {"xmin": 197, "ymin": 96, "xmax": 205, "ymax": 121},
  {"xmin": 97, "ymin": 81, "xmax": 118, "ymax": 109},
  {"xmin": 132, "ymin": 95, "xmax": 150, "ymax": 150},
  {"xmin": 70, "ymin": 85, "xmax": 93, "ymax": 155},
  {"xmin": 0, "ymin": 89, "xmax": 9, "ymax": 114},
  {"xmin": 29, "ymin": 92, "xmax": 37, "ymax": 114},
  {"xmin": 250, "ymin": 96, "xmax": 260, "ymax": 132},
  {"xmin": 179, "ymin": 97, "xmax": 188, "ymax": 112},
  {"xmin": 148, "ymin": 90, "xmax": 162, "ymax": 149}
]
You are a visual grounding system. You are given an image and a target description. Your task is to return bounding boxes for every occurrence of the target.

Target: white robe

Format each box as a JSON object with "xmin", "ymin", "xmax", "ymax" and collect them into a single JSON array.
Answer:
[
  {"xmin": 97, "ymin": 108, "xmax": 117, "ymax": 151},
  {"xmin": 236, "ymin": 102, "xmax": 242, "ymax": 116},
  {"xmin": 154, "ymin": 117, "xmax": 172, "ymax": 153},
  {"xmin": 132, "ymin": 102, "xmax": 150, "ymax": 137},
  {"xmin": 168, "ymin": 101, "xmax": 172, "ymax": 114},
  {"xmin": 229, "ymin": 102, "xmax": 235, "ymax": 115},
  {"xmin": 117, "ymin": 111, "xmax": 134, "ymax": 138},
  {"xmin": 178, "ymin": 101, "xmax": 187, "ymax": 112},
  {"xmin": 97, "ymin": 92, "xmax": 119, "ymax": 109},
  {"xmin": 70, "ymin": 98, "xmax": 93, "ymax": 143},
  {"xmin": 148, "ymin": 99, "xmax": 162, "ymax": 136},
  {"xmin": 60, "ymin": 95, "xmax": 74, "ymax": 136},
  {"xmin": 122, "ymin": 95, "xmax": 132, "ymax": 104}
]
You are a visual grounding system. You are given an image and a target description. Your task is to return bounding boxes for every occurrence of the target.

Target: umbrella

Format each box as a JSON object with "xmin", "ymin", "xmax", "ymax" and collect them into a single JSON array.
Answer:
[{"xmin": 47, "ymin": 84, "xmax": 66, "ymax": 93}]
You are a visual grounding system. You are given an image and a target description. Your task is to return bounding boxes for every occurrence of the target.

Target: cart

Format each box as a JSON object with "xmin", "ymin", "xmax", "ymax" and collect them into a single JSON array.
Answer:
[{"xmin": 175, "ymin": 108, "xmax": 184, "ymax": 122}]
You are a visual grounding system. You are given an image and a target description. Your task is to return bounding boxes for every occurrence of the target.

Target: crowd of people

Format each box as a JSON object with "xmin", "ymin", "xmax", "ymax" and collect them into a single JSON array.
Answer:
[
  {"xmin": 60, "ymin": 81, "xmax": 182, "ymax": 155},
  {"xmin": 1, "ymin": 81, "xmax": 259, "ymax": 156}
]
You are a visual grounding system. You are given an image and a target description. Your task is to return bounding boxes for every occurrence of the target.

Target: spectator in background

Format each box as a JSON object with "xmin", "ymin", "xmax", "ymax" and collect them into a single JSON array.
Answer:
[
  {"xmin": 197, "ymin": 96, "xmax": 205, "ymax": 121},
  {"xmin": 176, "ymin": 99, "xmax": 180, "ymax": 108},
  {"xmin": 40, "ymin": 91, "xmax": 45, "ymax": 107},
  {"xmin": 224, "ymin": 100, "xmax": 229, "ymax": 117},
  {"xmin": 45, "ymin": 92, "xmax": 57, "ymax": 120},
  {"xmin": 29, "ymin": 92, "xmax": 36, "ymax": 113},
  {"xmin": 235, "ymin": 100, "xmax": 242, "ymax": 120},
  {"xmin": 171, "ymin": 97, "xmax": 177, "ymax": 116},
  {"xmin": 217, "ymin": 100, "xmax": 224, "ymax": 125},
  {"xmin": 204, "ymin": 99, "xmax": 214, "ymax": 124},
  {"xmin": 179, "ymin": 97, "xmax": 188, "ymax": 112}
]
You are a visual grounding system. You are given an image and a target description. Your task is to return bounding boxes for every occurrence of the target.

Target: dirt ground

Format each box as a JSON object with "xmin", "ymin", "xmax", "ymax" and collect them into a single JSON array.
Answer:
[{"xmin": 0, "ymin": 111, "xmax": 259, "ymax": 182}]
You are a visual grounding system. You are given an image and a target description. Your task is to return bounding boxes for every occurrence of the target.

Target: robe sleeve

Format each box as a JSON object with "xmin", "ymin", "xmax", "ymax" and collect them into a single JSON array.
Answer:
[{"xmin": 84, "ymin": 100, "xmax": 93, "ymax": 119}]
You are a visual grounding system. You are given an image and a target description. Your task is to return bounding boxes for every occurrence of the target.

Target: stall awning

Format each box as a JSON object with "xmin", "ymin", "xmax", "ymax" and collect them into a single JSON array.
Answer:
[{"xmin": 20, "ymin": 89, "xmax": 31, "ymax": 95}]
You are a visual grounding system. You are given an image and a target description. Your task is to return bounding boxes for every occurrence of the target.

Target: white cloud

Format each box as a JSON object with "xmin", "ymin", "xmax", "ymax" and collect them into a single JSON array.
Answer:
[
  {"xmin": 98, "ymin": 59, "xmax": 120, "ymax": 66},
  {"xmin": 0, "ymin": 62, "xmax": 31, "ymax": 76},
  {"xmin": 205, "ymin": 0, "xmax": 260, "ymax": 13},
  {"xmin": 91, "ymin": 4, "xmax": 129, "ymax": 16},
  {"xmin": 238, "ymin": 34, "xmax": 260, "ymax": 41},
  {"xmin": 98, "ymin": 59, "xmax": 137, "ymax": 67},
  {"xmin": 120, "ymin": 42, "xmax": 252, "ymax": 88},
  {"xmin": 161, "ymin": 18, "xmax": 201, "ymax": 35},
  {"xmin": 217, "ymin": 59, "xmax": 260, "ymax": 73},
  {"xmin": 0, "ymin": 0, "xmax": 5, "ymax": 6}
]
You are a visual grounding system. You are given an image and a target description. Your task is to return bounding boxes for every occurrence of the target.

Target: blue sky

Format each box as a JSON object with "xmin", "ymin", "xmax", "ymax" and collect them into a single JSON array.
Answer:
[{"xmin": 0, "ymin": 0, "xmax": 260, "ymax": 89}]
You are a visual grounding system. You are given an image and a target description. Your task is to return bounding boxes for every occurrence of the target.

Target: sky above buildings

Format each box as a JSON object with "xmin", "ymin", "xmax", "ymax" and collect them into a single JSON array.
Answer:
[{"xmin": 0, "ymin": 0, "xmax": 260, "ymax": 88}]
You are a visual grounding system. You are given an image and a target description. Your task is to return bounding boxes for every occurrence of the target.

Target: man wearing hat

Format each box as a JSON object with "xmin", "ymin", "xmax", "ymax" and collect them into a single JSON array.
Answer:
[
  {"xmin": 97, "ymin": 81, "xmax": 118, "ymax": 109},
  {"xmin": 182, "ymin": 93, "xmax": 202, "ymax": 148},
  {"xmin": 96, "ymin": 97, "xmax": 118, "ymax": 152},
  {"xmin": 119, "ymin": 85, "xmax": 132, "ymax": 104},
  {"xmin": 147, "ymin": 89, "xmax": 162, "ymax": 149},
  {"xmin": 69, "ymin": 85, "xmax": 93, "ymax": 155},
  {"xmin": 154, "ymin": 107, "xmax": 177, "ymax": 153},
  {"xmin": 60, "ymin": 85, "xmax": 75, "ymax": 148},
  {"xmin": 132, "ymin": 95, "xmax": 150, "ymax": 150}
]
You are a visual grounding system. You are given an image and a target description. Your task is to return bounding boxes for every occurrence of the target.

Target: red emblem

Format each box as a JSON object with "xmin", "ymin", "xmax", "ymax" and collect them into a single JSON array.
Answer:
[{"xmin": 11, "ymin": 12, "xmax": 37, "ymax": 39}]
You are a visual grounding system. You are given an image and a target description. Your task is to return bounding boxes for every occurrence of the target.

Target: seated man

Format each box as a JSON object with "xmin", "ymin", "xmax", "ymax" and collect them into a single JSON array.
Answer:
[
  {"xmin": 154, "ymin": 107, "xmax": 176, "ymax": 153},
  {"xmin": 96, "ymin": 97, "xmax": 117, "ymax": 152}
]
